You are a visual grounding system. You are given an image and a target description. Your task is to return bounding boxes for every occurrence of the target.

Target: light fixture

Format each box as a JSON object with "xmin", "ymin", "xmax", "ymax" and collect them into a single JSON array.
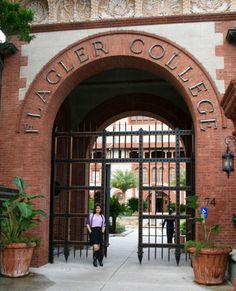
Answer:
[
  {"xmin": 222, "ymin": 136, "xmax": 236, "ymax": 177},
  {"xmin": 0, "ymin": 30, "xmax": 6, "ymax": 43}
]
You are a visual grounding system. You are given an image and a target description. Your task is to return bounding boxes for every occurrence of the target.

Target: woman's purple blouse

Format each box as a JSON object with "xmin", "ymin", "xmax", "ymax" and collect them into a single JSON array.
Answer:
[{"xmin": 87, "ymin": 213, "xmax": 106, "ymax": 228}]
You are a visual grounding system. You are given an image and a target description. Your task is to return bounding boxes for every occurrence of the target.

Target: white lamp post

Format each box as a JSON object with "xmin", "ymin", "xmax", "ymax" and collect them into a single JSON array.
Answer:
[{"xmin": 0, "ymin": 30, "xmax": 6, "ymax": 43}]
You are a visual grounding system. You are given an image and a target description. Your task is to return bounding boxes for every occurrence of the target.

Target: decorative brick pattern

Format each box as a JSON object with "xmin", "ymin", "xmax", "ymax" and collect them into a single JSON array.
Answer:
[{"xmin": 215, "ymin": 20, "xmax": 236, "ymax": 96}]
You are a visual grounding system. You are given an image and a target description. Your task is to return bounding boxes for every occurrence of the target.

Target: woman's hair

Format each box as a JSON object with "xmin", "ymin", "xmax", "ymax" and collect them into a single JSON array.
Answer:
[{"xmin": 93, "ymin": 203, "xmax": 103, "ymax": 214}]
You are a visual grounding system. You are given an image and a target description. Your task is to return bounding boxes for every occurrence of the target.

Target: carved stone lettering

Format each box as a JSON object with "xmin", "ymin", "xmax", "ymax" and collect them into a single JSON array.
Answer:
[
  {"xmin": 46, "ymin": 69, "xmax": 62, "ymax": 84},
  {"xmin": 165, "ymin": 52, "xmax": 179, "ymax": 70},
  {"xmin": 58, "ymin": 60, "xmax": 74, "ymax": 73},
  {"xmin": 27, "ymin": 108, "xmax": 42, "ymax": 118},
  {"xmin": 130, "ymin": 39, "xmax": 144, "ymax": 54},
  {"xmin": 24, "ymin": 124, "xmax": 39, "ymax": 133},
  {"xmin": 148, "ymin": 44, "xmax": 165, "ymax": 60},
  {"xmin": 178, "ymin": 66, "xmax": 193, "ymax": 82},
  {"xmin": 92, "ymin": 41, "xmax": 109, "ymax": 57},
  {"xmin": 74, "ymin": 47, "xmax": 89, "ymax": 63},
  {"xmin": 200, "ymin": 119, "xmax": 217, "ymax": 131},
  {"xmin": 189, "ymin": 82, "xmax": 207, "ymax": 97},
  {"xmin": 197, "ymin": 99, "xmax": 214, "ymax": 114},
  {"xmin": 35, "ymin": 90, "xmax": 51, "ymax": 103}
]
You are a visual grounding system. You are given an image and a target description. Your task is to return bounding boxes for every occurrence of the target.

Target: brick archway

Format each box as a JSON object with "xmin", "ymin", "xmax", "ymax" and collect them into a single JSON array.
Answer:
[
  {"xmin": 1, "ymin": 30, "xmax": 235, "ymax": 267},
  {"xmin": 19, "ymin": 30, "xmax": 224, "ymax": 135}
]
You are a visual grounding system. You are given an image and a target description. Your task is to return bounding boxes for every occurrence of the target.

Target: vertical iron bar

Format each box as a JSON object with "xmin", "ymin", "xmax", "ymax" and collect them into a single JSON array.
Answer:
[
  {"xmin": 155, "ymin": 122, "xmax": 158, "ymax": 260},
  {"xmin": 138, "ymin": 128, "xmax": 144, "ymax": 263},
  {"xmin": 101, "ymin": 132, "xmax": 106, "ymax": 210},
  {"xmin": 64, "ymin": 136, "xmax": 72, "ymax": 262},
  {"xmin": 175, "ymin": 128, "xmax": 181, "ymax": 265},
  {"xmin": 148, "ymin": 125, "xmax": 151, "ymax": 260},
  {"xmin": 49, "ymin": 132, "xmax": 57, "ymax": 263},
  {"xmin": 124, "ymin": 123, "xmax": 127, "ymax": 159},
  {"xmin": 105, "ymin": 164, "xmax": 111, "ymax": 257}
]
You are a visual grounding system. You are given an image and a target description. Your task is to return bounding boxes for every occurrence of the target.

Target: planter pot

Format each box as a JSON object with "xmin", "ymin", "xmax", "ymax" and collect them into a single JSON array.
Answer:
[
  {"xmin": 189, "ymin": 247, "xmax": 232, "ymax": 285},
  {"xmin": 0, "ymin": 242, "xmax": 36, "ymax": 277}
]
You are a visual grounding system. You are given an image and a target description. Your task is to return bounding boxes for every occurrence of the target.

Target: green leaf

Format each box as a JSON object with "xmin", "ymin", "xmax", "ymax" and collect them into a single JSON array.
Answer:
[
  {"xmin": 16, "ymin": 202, "xmax": 32, "ymax": 218},
  {"xmin": 210, "ymin": 224, "xmax": 220, "ymax": 235},
  {"xmin": 186, "ymin": 196, "xmax": 199, "ymax": 209},
  {"xmin": 28, "ymin": 194, "xmax": 44, "ymax": 200},
  {"xmin": 32, "ymin": 209, "xmax": 47, "ymax": 217},
  {"xmin": 13, "ymin": 176, "xmax": 25, "ymax": 191},
  {"xmin": 111, "ymin": 170, "xmax": 137, "ymax": 193}
]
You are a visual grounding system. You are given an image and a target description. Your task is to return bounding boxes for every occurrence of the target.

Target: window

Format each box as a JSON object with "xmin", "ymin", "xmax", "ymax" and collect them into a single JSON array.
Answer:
[
  {"xmin": 152, "ymin": 167, "xmax": 157, "ymax": 183},
  {"xmin": 169, "ymin": 167, "xmax": 175, "ymax": 182},
  {"xmin": 158, "ymin": 167, "xmax": 164, "ymax": 183},
  {"xmin": 151, "ymin": 151, "xmax": 165, "ymax": 158},
  {"xmin": 93, "ymin": 151, "xmax": 102, "ymax": 159},
  {"xmin": 167, "ymin": 152, "xmax": 172, "ymax": 158},
  {"xmin": 143, "ymin": 167, "xmax": 148, "ymax": 183},
  {"xmin": 129, "ymin": 151, "xmax": 139, "ymax": 158},
  {"xmin": 145, "ymin": 152, "xmax": 150, "ymax": 158},
  {"xmin": 91, "ymin": 171, "xmax": 100, "ymax": 183}
]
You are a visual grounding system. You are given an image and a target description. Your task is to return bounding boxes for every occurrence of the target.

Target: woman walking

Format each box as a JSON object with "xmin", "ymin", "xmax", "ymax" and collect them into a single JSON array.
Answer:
[{"xmin": 86, "ymin": 203, "xmax": 106, "ymax": 267}]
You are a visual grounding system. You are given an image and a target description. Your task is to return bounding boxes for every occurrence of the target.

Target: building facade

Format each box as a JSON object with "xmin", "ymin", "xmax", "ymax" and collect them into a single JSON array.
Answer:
[{"xmin": 1, "ymin": 0, "xmax": 236, "ymax": 266}]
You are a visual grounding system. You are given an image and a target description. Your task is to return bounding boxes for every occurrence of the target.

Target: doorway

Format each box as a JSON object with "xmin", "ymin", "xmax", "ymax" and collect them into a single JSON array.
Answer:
[{"xmin": 50, "ymin": 114, "xmax": 194, "ymax": 265}]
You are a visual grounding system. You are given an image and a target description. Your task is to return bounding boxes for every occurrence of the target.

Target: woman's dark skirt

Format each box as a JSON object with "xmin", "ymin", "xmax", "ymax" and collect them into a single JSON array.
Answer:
[{"xmin": 89, "ymin": 227, "xmax": 103, "ymax": 246}]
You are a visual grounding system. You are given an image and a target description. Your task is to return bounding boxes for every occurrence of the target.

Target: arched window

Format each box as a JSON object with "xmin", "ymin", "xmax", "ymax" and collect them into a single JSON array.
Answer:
[
  {"xmin": 169, "ymin": 167, "xmax": 175, "ymax": 182},
  {"xmin": 152, "ymin": 167, "xmax": 157, "ymax": 183},
  {"xmin": 143, "ymin": 167, "xmax": 148, "ymax": 183},
  {"xmin": 158, "ymin": 167, "xmax": 164, "ymax": 183}
]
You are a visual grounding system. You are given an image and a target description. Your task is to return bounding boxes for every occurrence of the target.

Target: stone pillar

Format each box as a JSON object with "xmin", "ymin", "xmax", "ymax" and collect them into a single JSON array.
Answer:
[
  {"xmin": 91, "ymin": 0, "xmax": 99, "ymax": 20},
  {"xmin": 48, "ymin": 0, "xmax": 56, "ymax": 23},
  {"xmin": 183, "ymin": 0, "xmax": 191, "ymax": 14},
  {"xmin": 231, "ymin": 0, "xmax": 236, "ymax": 11},
  {"xmin": 135, "ymin": 0, "xmax": 143, "ymax": 17},
  {"xmin": 151, "ymin": 191, "xmax": 156, "ymax": 214}
]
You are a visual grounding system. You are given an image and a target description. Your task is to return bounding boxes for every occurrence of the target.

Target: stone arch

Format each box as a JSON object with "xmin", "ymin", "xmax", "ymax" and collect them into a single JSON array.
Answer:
[{"xmin": 18, "ymin": 30, "xmax": 224, "ymax": 136}]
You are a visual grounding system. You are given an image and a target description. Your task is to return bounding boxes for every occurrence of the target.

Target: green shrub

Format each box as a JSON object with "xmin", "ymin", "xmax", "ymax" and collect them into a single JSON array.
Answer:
[
  {"xmin": 180, "ymin": 220, "xmax": 186, "ymax": 235},
  {"xmin": 127, "ymin": 197, "xmax": 148, "ymax": 213}
]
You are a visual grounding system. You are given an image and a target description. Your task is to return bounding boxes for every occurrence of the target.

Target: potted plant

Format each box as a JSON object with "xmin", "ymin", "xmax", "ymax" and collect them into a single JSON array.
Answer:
[
  {"xmin": 185, "ymin": 196, "xmax": 232, "ymax": 285},
  {"xmin": 0, "ymin": 176, "xmax": 46, "ymax": 277}
]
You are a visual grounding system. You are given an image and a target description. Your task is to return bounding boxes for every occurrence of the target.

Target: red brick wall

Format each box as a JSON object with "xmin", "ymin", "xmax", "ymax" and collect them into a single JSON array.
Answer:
[
  {"xmin": 215, "ymin": 21, "xmax": 236, "ymax": 94},
  {"xmin": 0, "ymin": 30, "xmax": 236, "ymax": 267}
]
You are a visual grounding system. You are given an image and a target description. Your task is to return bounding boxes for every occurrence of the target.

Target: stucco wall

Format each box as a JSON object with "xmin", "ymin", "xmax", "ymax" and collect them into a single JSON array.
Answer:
[{"xmin": 19, "ymin": 22, "xmax": 224, "ymax": 100}]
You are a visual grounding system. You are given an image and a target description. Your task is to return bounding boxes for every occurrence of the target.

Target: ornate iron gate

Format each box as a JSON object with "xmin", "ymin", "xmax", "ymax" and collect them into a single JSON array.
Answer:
[{"xmin": 50, "ymin": 125, "xmax": 194, "ymax": 265}]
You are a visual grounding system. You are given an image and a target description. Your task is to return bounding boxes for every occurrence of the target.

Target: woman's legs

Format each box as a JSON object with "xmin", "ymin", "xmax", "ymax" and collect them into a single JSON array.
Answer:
[
  {"xmin": 97, "ymin": 246, "xmax": 103, "ymax": 266},
  {"xmin": 93, "ymin": 244, "xmax": 103, "ymax": 267},
  {"xmin": 93, "ymin": 244, "xmax": 100, "ymax": 267}
]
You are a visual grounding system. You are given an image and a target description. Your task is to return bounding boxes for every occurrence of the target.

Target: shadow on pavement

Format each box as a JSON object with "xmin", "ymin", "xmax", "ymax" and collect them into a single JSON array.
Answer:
[{"xmin": 0, "ymin": 272, "xmax": 55, "ymax": 291}]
